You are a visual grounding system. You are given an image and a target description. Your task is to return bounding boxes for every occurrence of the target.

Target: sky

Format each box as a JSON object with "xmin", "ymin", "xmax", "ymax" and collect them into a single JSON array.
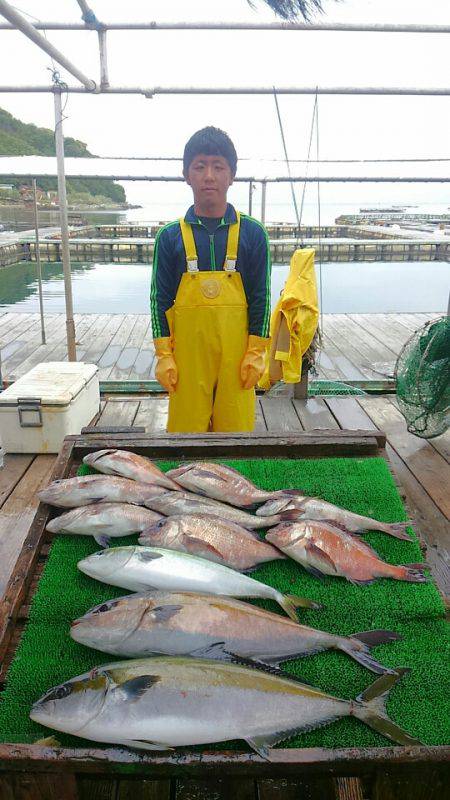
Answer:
[{"xmin": 0, "ymin": 0, "xmax": 449, "ymax": 216}]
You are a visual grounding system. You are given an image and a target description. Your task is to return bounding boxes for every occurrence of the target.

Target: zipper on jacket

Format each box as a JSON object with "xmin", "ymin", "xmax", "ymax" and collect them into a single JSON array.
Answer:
[{"xmin": 209, "ymin": 234, "xmax": 216, "ymax": 271}]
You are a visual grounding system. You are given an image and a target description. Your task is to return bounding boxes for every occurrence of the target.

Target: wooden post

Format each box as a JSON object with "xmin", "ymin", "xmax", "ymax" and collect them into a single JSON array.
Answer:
[{"xmin": 293, "ymin": 359, "xmax": 309, "ymax": 399}]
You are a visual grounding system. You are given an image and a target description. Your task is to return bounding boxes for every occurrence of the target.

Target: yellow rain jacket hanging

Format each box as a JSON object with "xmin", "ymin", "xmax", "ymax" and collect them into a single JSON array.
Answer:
[{"xmin": 259, "ymin": 248, "xmax": 319, "ymax": 390}]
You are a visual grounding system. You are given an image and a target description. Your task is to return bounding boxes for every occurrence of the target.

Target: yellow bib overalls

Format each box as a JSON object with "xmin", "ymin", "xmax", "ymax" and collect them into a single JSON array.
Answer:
[{"xmin": 166, "ymin": 213, "xmax": 256, "ymax": 433}]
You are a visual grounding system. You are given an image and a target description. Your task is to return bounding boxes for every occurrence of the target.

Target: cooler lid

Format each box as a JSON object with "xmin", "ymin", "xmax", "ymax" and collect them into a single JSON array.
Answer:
[{"xmin": 0, "ymin": 362, "xmax": 98, "ymax": 407}]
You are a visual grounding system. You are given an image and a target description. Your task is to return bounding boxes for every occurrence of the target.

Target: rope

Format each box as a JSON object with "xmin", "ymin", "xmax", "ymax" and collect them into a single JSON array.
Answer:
[
  {"xmin": 298, "ymin": 93, "xmax": 318, "ymax": 245},
  {"xmin": 272, "ymin": 87, "xmax": 301, "ymax": 230}
]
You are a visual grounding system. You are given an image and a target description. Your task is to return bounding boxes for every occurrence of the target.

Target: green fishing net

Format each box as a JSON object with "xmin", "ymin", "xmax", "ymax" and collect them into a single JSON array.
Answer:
[{"xmin": 395, "ymin": 316, "xmax": 450, "ymax": 439}]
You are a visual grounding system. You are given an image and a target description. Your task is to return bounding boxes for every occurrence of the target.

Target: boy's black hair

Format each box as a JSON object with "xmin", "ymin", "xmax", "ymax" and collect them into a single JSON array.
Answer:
[{"xmin": 183, "ymin": 127, "xmax": 238, "ymax": 176}]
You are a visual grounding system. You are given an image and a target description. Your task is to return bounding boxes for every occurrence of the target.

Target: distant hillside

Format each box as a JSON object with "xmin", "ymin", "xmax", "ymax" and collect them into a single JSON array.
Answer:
[{"xmin": 0, "ymin": 107, "xmax": 126, "ymax": 204}]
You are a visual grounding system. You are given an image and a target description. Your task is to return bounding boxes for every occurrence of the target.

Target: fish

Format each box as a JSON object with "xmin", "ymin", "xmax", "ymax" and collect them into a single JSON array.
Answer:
[
  {"xmin": 46, "ymin": 503, "xmax": 163, "ymax": 548},
  {"xmin": 38, "ymin": 476, "xmax": 165, "ymax": 509},
  {"xmin": 266, "ymin": 521, "xmax": 429, "ymax": 585},
  {"xmin": 167, "ymin": 462, "xmax": 281, "ymax": 508},
  {"xmin": 83, "ymin": 449, "xmax": 179, "ymax": 490},
  {"xmin": 77, "ymin": 546, "xmax": 320, "ymax": 621},
  {"xmin": 71, "ymin": 590, "xmax": 401, "ymax": 674},
  {"xmin": 257, "ymin": 492, "xmax": 413, "ymax": 541},
  {"xmin": 144, "ymin": 490, "xmax": 281, "ymax": 530},
  {"xmin": 30, "ymin": 658, "xmax": 421, "ymax": 756},
  {"xmin": 138, "ymin": 514, "xmax": 286, "ymax": 571}
]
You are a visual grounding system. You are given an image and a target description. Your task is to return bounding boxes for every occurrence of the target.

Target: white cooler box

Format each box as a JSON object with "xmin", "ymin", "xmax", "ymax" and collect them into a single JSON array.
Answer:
[{"xmin": 0, "ymin": 362, "xmax": 100, "ymax": 453}]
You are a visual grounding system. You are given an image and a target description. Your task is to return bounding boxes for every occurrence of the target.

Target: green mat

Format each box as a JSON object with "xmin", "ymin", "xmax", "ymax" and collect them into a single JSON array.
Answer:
[{"xmin": 0, "ymin": 457, "xmax": 448, "ymax": 753}]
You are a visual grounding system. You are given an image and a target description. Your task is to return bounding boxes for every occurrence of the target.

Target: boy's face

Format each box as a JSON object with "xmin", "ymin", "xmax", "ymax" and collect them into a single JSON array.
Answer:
[{"xmin": 184, "ymin": 154, "xmax": 234, "ymax": 211}]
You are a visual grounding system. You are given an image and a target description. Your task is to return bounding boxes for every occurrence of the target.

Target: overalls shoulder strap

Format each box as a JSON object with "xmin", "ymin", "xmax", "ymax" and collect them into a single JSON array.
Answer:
[{"xmin": 179, "ymin": 212, "xmax": 241, "ymax": 273}]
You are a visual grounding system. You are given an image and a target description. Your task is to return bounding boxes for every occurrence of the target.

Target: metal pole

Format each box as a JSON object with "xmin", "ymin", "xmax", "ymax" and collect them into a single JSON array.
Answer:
[
  {"xmin": 0, "ymin": 0, "xmax": 96, "ymax": 90},
  {"xmin": 32, "ymin": 179, "xmax": 46, "ymax": 345},
  {"xmin": 261, "ymin": 181, "xmax": 267, "ymax": 224},
  {"xmin": 248, "ymin": 180, "xmax": 254, "ymax": 216},
  {"xmin": 1, "ymin": 21, "xmax": 450, "ymax": 33},
  {"xmin": 98, "ymin": 29, "xmax": 109, "ymax": 89},
  {"xmin": 54, "ymin": 89, "xmax": 77, "ymax": 362},
  {"xmin": 4, "ymin": 173, "xmax": 450, "ymax": 183},
  {"xmin": 0, "ymin": 85, "xmax": 449, "ymax": 96}
]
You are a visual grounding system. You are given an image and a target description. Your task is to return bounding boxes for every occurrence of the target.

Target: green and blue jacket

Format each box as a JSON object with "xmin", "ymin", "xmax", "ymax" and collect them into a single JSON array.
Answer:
[{"xmin": 150, "ymin": 203, "xmax": 271, "ymax": 339}]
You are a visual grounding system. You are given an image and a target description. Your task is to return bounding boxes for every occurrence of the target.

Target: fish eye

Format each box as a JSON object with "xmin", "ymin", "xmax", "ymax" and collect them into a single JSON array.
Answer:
[{"xmin": 45, "ymin": 684, "xmax": 73, "ymax": 702}]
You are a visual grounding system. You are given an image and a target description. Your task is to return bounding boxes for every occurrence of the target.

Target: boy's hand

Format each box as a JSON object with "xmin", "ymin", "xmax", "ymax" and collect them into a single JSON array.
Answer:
[
  {"xmin": 154, "ymin": 337, "xmax": 178, "ymax": 393},
  {"xmin": 240, "ymin": 335, "xmax": 268, "ymax": 390}
]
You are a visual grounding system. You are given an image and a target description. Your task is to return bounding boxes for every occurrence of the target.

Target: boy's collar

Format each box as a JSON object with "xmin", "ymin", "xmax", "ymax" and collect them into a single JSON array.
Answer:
[{"xmin": 184, "ymin": 203, "xmax": 237, "ymax": 225}]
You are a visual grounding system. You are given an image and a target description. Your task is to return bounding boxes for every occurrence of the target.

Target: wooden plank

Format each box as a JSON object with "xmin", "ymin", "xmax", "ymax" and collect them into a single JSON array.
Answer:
[
  {"xmin": 372, "ymin": 768, "xmax": 448, "ymax": 800},
  {"xmin": 389, "ymin": 397, "xmax": 450, "ymax": 463},
  {"xmin": 358, "ymin": 397, "xmax": 450, "ymax": 518},
  {"xmin": 175, "ymin": 777, "xmax": 255, "ymax": 799},
  {"xmin": 0, "ymin": 742, "xmax": 448, "ymax": 777},
  {"xmin": 98, "ymin": 315, "xmax": 140, "ymax": 381},
  {"xmin": 319, "ymin": 329, "xmax": 368, "ymax": 381},
  {"xmin": 257, "ymin": 777, "xmax": 336, "ymax": 799},
  {"xmin": 0, "ymin": 438, "xmax": 74, "ymax": 664},
  {"xmin": 0, "ymin": 453, "xmax": 34, "ymax": 509},
  {"xmin": 117, "ymin": 779, "xmax": 171, "ymax": 800},
  {"xmin": 293, "ymin": 397, "xmax": 340, "ymax": 430},
  {"xmin": 133, "ymin": 397, "xmax": 168, "ymax": 433},
  {"xmin": 0, "ymin": 454, "xmax": 55, "ymax": 599},
  {"xmin": 323, "ymin": 317, "xmax": 379, "ymax": 380},
  {"xmin": 80, "ymin": 313, "xmax": 125, "ymax": 367},
  {"xmin": 98, "ymin": 399, "xmax": 139, "ymax": 428},
  {"xmin": 260, "ymin": 397, "xmax": 304, "ymax": 432},
  {"xmin": 333, "ymin": 777, "xmax": 364, "ymax": 800},
  {"xmin": 254, "ymin": 398, "xmax": 267, "ymax": 432},
  {"xmin": 331, "ymin": 315, "xmax": 398, "ymax": 377},
  {"xmin": 119, "ymin": 315, "xmax": 152, "ymax": 379},
  {"xmin": 0, "ymin": 772, "xmax": 78, "ymax": 799},
  {"xmin": 77, "ymin": 777, "xmax": 117, "ymax": 800}
]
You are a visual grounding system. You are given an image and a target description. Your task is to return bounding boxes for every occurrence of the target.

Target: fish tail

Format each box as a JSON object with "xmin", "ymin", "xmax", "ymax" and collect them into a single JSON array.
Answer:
[
  {"xmin": 351, "ymin": 669, "xmax": 422, "ymax": 746},
  {"xmin": 278, "ymin": 593, "xmax": 323, "ymax": 621},
  {"xmin": 340, "ymin": 629, "xmax": 403, "ymax": 674},
  {"xmin": 396, "ymin": 564, "xmax": 429, "ymax": 583},
  {"xmin": 381, "ymin": 522, "xmax": 413, "ymax": 541}
]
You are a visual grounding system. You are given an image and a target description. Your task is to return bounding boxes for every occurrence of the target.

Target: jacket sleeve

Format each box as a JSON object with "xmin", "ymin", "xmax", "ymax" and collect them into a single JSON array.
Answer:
[
  {"xmin": 150, "ymin": 225, "xmax": 177, "ymax": 339},
  {"xmin": 241, "ymin": 221, "xmax": 272, "ymax": 338}
]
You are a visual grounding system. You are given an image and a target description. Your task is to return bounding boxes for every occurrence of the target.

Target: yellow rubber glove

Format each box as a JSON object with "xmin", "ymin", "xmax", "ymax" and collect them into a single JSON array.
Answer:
[
  {"xmin": 240, "ymin": 335, "xmax": 269, "ymax": 390},
  {"xmin": 154, "ymin": 337, "xmax": 178, "ymax": 394}
]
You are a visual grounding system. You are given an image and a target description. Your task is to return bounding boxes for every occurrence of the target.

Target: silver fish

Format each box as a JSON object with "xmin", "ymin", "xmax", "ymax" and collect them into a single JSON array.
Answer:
[
  {"xmin": 167, "ymin": 462, "xmax": 281, "ymax": 508},
  {"xmin": 83, "ymin": 449, "xmax": 179, "ymax": 490},
  {"xmin": 257, "ymin": 492, "xmax": 413, "ymax": 541},
  {"xmin": 266, "ymin": 521, "xmax": 428, "ymax": 585},
  {"xmin": 71, "ymin": 590, "xmax": 401, "ymax": 674},
  {"xmin": 38, "ymin": 476, "xmax": 165, "ymax": 508},
  {"xmin": 77, "ymin": 546, "xmax": 320, "ymax": 621},
  {"xmin": 30, "ymin": 659, "xmax": 421, "ymax": 756},
  {"xmin": 138, "ymin": 514, "xmax": 286, "ymax": 571},
  {"xmin": 144, "ymin": 490, "xmax": 281, "ymax": 530},
  {"xmin": 46, "ymin": 503, "xmax": 163, "ymax": 548}
]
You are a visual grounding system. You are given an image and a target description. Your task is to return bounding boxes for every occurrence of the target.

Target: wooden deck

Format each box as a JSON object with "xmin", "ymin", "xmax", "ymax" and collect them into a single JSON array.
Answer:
[
  {"xmin": 0, "ymin": 311, "xmax": 441, "ymax": 384},
  {"xmin": 0, "ymin": 394, "xmax": 448, "ymax": 800}
]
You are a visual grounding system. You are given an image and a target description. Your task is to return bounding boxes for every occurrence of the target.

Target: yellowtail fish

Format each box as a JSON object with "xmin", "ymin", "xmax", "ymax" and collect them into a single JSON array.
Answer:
[
  {"xmin": 84, "ymin": 449, "xmax": 179, "ymax": 490},
  {"xmin": 257, "ymin": 492, "xmax": 413, "ymax": 541},
  {"xmin": 266, "ymin": 521, "xmax": 428, "ymax": 585},
  {"xmin": 138, "ymin": 514, "xmax": 286, "ymax": 571},
  {"xmin": 77, "ymin": 546, "xmax": 320, "ymax": 621},
  {"xmin": 71, "ymin": 590, "xmax": 401, "ymax": 674},
  {"xmin": 30, "ymin": 658, "xmax": 421, "ymax": 757}
]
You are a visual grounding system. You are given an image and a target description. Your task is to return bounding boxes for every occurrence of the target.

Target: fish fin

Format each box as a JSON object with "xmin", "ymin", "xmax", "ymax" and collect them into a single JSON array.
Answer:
[
  {"xmin": 245, "ymin": 715, "xmax": 339, "ymax": 760},
  {"xmin": 302, "ymin": 565, "xmax": 326, "ymax": 580},
  {"xmin": 305, "ymin": 541, "xmax": 339, "ymax": 575},
  {"xmin": 118, "ymin": 675, "xmax": 161, "ymax": 701},
  {"xmin": 350, "ymin": 629, "xmax": 403, "ymax": 647},
  {"xmin": 352, "ymin": 669, "xmax": 422, "ymax": 746},
  {"xmin": 151, "ymin": 604, "xmax": 183, "ymax": 623},
  {"xmin": 94, "ymin": 534, "xmax": 111, "ymax": 548},
  {"xmin": 137, "ymin": 550, "xmax": 164, "ymax": 563},
  {"xmin": 189, "ymin": 468, "xmax": 225, "ymax": 481},
  {"xmin": 118, "ymin": 739, "xmax": 174, "ymax": 752},
  {"xmin": 348, "ymin": 578, "xmax": 376, "ymax": 586},
  {"xmin": 400, "ymin": 566, "xmax": 429, "ymax": 584},
  {"xmin": 183, "ymin": 535, "xmax": 223, "ymax": 560},
  {"xmin": 382, "ymin": 522, "xmax": 413, "ymax": 541},
  {"xmin": 278, "ymin": 593, "xmax": 323, "ymax": 621},
  {"xmin": 339, "ymin": 634, "xmax": 400, "ymax": 675}
]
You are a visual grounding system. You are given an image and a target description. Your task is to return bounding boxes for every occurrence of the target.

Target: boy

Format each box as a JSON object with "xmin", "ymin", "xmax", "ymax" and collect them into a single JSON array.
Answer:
[{"xmin": 151, "ymin": 126, "xmax": 271, "ymax": 433}]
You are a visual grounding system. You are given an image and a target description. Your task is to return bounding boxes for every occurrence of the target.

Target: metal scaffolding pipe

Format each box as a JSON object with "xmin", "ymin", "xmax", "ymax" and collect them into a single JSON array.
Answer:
[
  {"xmin": 0, "ymin": 84, "xmax": 448, "ymax": 96},
  {"xmin": 32, "ymin": 179, "xmax": 46, "ymax": 345},
  {"xmin": 1, "ymin": 20, "xmax": 450, "ymax": 33},
  {"xmin": 3, "ymin": 174, "xmax": 449, "ymax": 183},
  {"xmin": 54, "ymin": 90, "xmax": 77, "ymax": 362},
  {"xmin": 0, "ymin": 0, "xmax": 96, "ymax": 90},
  {"xmin": 98, "ymin": 28, "xmax": 109, "ymax": 89}
]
